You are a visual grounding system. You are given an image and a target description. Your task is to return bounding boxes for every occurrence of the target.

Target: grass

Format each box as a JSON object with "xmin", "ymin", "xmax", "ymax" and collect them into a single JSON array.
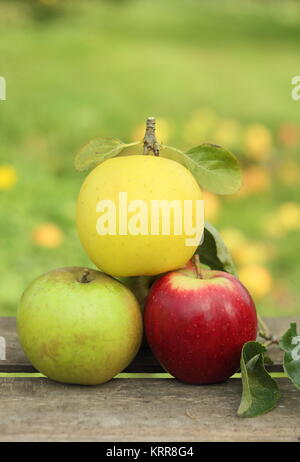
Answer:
[{"xmin": 0, "ymin": 0, "xmax": 300, "ymax": 316}]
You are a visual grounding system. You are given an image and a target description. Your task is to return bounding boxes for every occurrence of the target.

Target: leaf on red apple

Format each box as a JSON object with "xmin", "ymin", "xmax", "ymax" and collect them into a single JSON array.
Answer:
[
  {"xmin": 197, "ymin": 222, "xmax": 237, "ymax": 275},
  {"xmin": 75, "ymin": 138, "xmax": 141, "ymax": 172},
  {"xmin": 279, "ymin": 323, "xmax": 300, "ymax": 390},
  {"xmin": 184, "ymin": 144, "xmax": 242, "ymax": 195},
  {"xmin": 238, "ymin": 341, "xmax": 280, "ymax": 418},
  {"xmin": 263, "ymin": 355, "xmax": 274, "ymax": 366}
]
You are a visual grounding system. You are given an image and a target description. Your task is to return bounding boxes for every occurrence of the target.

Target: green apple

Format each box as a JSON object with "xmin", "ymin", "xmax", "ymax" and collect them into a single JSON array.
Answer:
[{"xmin": 17, "ymin": 267, "xmax": 143, "ymax": 385}]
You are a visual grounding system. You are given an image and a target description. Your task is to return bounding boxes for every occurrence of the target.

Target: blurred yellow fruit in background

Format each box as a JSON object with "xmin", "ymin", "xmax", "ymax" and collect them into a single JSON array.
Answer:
[
  {"xmin": 220, "ymin": 228, "xmax": 246, "ymax": 252},
  {"xmin": 221, "ymin": 227, "xmax": 274, "ymax": 265},
  {"xmin": 183, "ymin": 107, "xmax": 218, "ymax": 145},
  {"xmin": 239, "ymin": 264, "xmax": 273, "ymax": 299},
  {"xmin": 277, "ymin": 202, "xmax": 300, "ymax": 231},
  {"xmin": 262, "ymin": 203, "xmax": 300, "ymax": 238},
  {"xmin": 244, "ymin": 124, "xmax": 272, "ymax": 160},
  {"xmin": 277, "ymin": 160, "xmax": 300, "ymax": 186},
  {"xmin": 244, "ymin": 165, "xmax": 271, "ymax": 192},
  {"xmin": 213, "ymin": 119, "xmax": 241, "ymax": 148},
  {"xmin": 203, "ymin": 191, "xmax": 220, "ymax": 223},
  {"xmin": 0, "ymin": 165, "xmax": 18, "ymax": 190},
  {"xmin": 233, "ymin": 241, "xmax": 274, "ymax": 266},
  {"xmin": 231, "ymin": 165, "xmax": 271, "ymax": 199},
  {"xmin": 132, "ymin": 118, "xmax": 172, "ymax": 144},
  {"xmin": 261, "ymin": 214, "xmax": 285, "ymax": 239},
  {"xmin": 32, "ymin": 223, "xmax": 64, "ymax": 248},
  {"xmin": 277, "ymin": 123, "xmax": 300, "ymax": 148}
]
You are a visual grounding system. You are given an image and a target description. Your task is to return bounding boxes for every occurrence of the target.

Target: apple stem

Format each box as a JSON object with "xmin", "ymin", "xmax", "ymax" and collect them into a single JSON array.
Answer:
[
  {"xmin": 257, "ymin": 314, "xmax": 280, "ymax": 346},
  {"xmin": 259, "ymin": 332, "xmax": 279, "ymax": 347},
  {"xmin": 258, "ymin": 315, "xmax": 271, "ymax": 337},
  {"xmin": 143, "ymin": 117, "xmax": 160, "ymax": 156},
  {"xmin": 193, "ymin": 253, "xmax": 203, "ymax": 279},
  {"xmin": 80, "ymin": 268, "xmax": 90, "ymax": 284},
  {"xmin": 258, "ymin": 315, "xmax": 279, "ymax": 345}
]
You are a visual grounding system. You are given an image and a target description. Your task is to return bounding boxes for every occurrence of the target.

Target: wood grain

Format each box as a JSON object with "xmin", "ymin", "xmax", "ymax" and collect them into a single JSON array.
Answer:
[
  {"xmin": 0, "ymin": 377, "xmax": 299, "ymax": 442},
  {"xmin": 0, "ymin": 316, "xmax": 299, "ymax": 373}
]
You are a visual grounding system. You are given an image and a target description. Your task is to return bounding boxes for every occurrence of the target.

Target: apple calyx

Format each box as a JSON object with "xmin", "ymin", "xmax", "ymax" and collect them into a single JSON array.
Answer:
[{"xmin": 79, "ymin": 268, "xmax": 92, "ymax": 284}]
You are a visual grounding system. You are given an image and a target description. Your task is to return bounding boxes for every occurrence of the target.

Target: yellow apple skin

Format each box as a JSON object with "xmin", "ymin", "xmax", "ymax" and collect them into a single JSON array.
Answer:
[{"xmin": 76, "ymin": 155, "xmax": 203, "ymax": 277}]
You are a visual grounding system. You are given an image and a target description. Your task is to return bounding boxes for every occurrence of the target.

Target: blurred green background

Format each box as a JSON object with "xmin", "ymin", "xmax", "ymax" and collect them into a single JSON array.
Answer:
[{"xmin": 0, "ymin": 0, "xmax": 299, "ymax": 317}]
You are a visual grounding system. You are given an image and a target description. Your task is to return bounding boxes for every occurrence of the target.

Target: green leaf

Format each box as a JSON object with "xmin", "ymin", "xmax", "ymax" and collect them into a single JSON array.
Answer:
[
  {"xmin": 238, "ymin": 341, "xmax": 280, "ymax": 418},
  {"xmin": 75, "ymin": 138, "xmax": 140, "ymax": 172},
  {"xmin": 159, "ymin": 144, "xmax": 186, "ymax": 165},
  {"xmin": 263, "ymin": 355, "xmax": 274, "ymax": 366},
  {"xmin": 197, "ymin": 222, "xmax": 236, "ymax": 275},
  {"xmin": 279, "ymin": 323, "xmax": 300, "ymax": 390},
  {"xmin": 160, "ymin": 144, "xmax": 242, "ymax": 195},
  {"xmin": 184, "ymin": 144, "xmax": 242, "ymax": 194}
]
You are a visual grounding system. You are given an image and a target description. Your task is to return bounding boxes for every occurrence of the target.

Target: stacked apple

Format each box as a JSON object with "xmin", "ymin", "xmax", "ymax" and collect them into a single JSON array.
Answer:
[
  {"xmin": 17, "ymin": 267, "xmax": 143, "ymax": 385},
  {"xmin": 144, "ymin": 260, "xmax": 257, "ymax": 384},
  {"xmin": 17, "ymin": 119, "xmax": 257, "ymax": 385}
]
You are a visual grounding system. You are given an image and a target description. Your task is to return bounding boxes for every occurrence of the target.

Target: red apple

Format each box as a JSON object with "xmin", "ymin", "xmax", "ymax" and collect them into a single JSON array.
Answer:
[{"xmin": 144, "ymin": 261, "xmax": 257, "ymax": 384}]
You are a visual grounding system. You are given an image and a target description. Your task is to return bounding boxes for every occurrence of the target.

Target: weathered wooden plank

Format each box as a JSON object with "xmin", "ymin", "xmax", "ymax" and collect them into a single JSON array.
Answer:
[
  {"xmin": 0, "ymin": 317, "xmax": 299, "ymax": 373},
  {"xmin": 0, "ymin": 377, "xmax": 299, "ymax": 442},
  {"xmin": 0, "ymin": 318, "xmax": 36, "ymax": 372}
]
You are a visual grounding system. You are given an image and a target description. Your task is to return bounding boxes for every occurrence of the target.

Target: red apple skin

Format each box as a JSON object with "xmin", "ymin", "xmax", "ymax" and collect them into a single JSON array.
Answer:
[{"xmin": 144, "ymin": 265, "xmax": 257, "ymax": 384}]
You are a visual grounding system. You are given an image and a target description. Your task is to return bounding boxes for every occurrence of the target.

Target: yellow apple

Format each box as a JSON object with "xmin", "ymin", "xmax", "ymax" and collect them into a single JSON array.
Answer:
[{"xmin": 76, "ymin": 155, "xmax": 203, "ymax": 277}]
